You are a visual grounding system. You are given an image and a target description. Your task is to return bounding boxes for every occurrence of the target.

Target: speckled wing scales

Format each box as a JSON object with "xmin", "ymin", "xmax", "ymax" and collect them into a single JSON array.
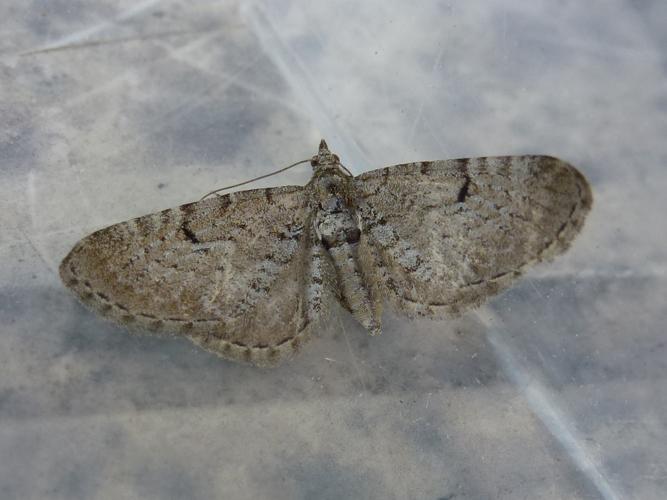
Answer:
[
  {"xmin": 60, "ymin": 186, "xmax": 330, "ymax": 367},
  {"xmin": 354, "ymin": 156, "xmax": 592, "ymax": 317}
]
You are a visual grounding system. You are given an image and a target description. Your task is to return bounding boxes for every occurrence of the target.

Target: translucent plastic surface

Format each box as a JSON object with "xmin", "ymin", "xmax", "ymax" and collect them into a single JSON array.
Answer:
[{"xmin": 1, "ymin": 1, "xmax": 666, "ymax": 499}]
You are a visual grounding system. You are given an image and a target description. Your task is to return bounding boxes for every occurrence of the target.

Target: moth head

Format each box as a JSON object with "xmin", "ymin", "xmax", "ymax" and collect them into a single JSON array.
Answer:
[{"xmin": 311, "ymin": 139, "xmax": 341, "ymax": 169}]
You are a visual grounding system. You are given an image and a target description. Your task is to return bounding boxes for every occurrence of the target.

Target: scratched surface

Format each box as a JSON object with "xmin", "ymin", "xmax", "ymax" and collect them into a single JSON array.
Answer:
[{"xmin": 1, "ymin": 1, "xmax": 667, "ymax": 499}]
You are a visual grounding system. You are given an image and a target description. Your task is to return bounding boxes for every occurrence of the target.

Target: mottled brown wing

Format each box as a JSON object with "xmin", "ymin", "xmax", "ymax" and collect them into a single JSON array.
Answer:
[
  {"xmin": 354, "ymin": 156, "xmax": 592, "ymax": 318},
  {"xmin": 60, "ymin": 185, "xmax": 330, "ymax": 367}
]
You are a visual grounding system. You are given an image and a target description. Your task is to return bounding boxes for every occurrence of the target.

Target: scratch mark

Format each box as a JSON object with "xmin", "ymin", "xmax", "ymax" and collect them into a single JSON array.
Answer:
[
  {"xmin": 241, "ymin": 2, "xmax": 371, "ymax": 174},
  {"xmin": 337, "ymin": 314, "xmax": 368, "ymax": 393},
  {"xmin": 480, "ymin": 308, "xmax": 623, "ymax": 500},
  {"xmin": 22, "ymin": 0, "xmax": 165, "ymax": 56},
  {"xmin": 407, "ymin": 42, "xmax": 447, "ymax": 146},
  {"xmin": 526, "ymin": 278, "xmax": 546, "ymax": 300},
  {"xmin": 21, "ymin": 29, "xmax": 208, "ymax": 56}
]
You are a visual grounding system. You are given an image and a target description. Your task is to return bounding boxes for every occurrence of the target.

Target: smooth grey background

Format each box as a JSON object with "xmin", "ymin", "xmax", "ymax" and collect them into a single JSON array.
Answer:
[{"xmin": 1, "ymin": 1, "xmax": 666, "ymax": 499}]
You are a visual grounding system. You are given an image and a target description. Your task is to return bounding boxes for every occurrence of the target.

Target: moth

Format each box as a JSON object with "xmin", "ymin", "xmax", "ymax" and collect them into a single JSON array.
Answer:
[{"xmin": 60, "ymin": 140, "xmax": 592, "ymax": 366}]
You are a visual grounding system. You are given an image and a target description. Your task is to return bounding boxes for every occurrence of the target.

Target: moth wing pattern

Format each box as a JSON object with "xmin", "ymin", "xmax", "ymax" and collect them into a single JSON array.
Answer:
[
  {"xmin": 354, "ymin": 155, "xmax": 592, "ymax": 318},
  {"xmin": 60, "ymin": 185, "xmax": 330, "ymax": 367}
]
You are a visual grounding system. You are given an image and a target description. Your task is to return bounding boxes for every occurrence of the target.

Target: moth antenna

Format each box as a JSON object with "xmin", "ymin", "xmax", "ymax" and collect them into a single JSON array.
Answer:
[
  {"xmin": 338, "ymin": 162, "xmax": 353, "ymax": 177},
  {"xmin": 199, "ymin": 159, "xmax": 311, "ymax": 200}
]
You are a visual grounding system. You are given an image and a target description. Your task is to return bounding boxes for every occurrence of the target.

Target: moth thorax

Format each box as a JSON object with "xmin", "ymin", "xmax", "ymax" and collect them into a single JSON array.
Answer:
[{"xmin": 313, "ymin": 171, "xmax": 351, "ymax": 202}]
